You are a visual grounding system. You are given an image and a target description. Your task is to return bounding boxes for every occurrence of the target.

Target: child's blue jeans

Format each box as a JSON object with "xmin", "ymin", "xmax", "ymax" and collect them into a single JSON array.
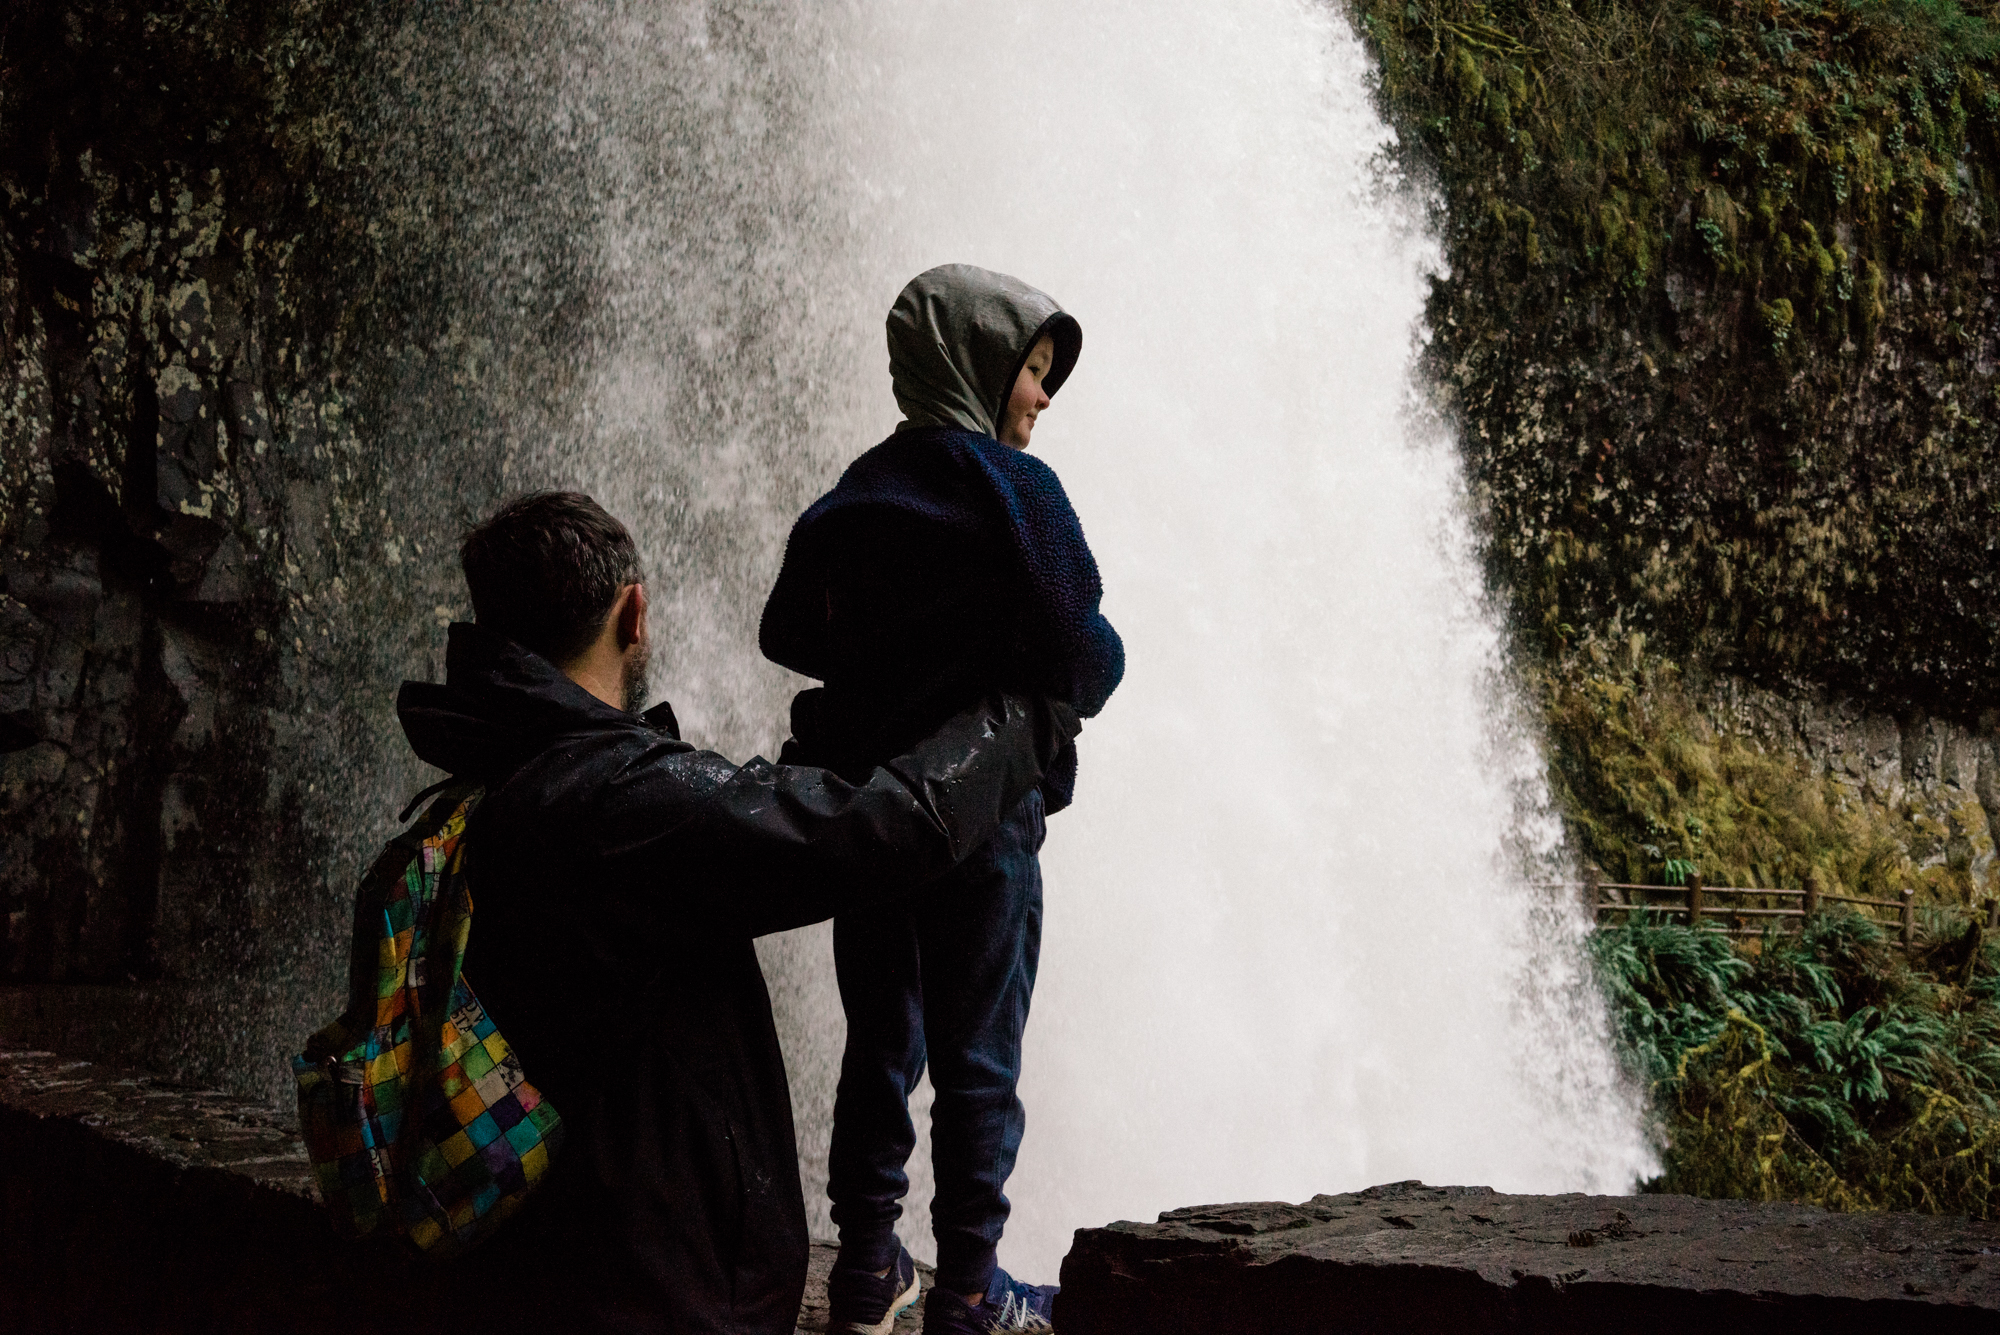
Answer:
[{"xmin": 826, "ymin": 787, "xmax": 1047, "ymax": 1297}]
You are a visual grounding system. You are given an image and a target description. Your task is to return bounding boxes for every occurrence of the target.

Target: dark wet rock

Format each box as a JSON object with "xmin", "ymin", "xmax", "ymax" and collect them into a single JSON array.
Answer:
[
  {"xmin": 0, "ymin": 1043, "xmax": 312, "ymax": 1190},
  {"xmin": 0, "ymin": 70, "xmax": 323, "ymax": 999},
  {"xmin": 0, "ymin": 1042, "xmax": 914, "ymax": 1334},
  {"xmin": 1055, "ymin": 1181, "xmax": 2000, "ymax": 1334},
  {"xmin": 0, "ymin": 1042, "xmax": 337, "ymax": 1334},
  {"xmin": 0, "ymin": 1, "xmax": 562, "ymax": 1101},
  {"xmin": 13, "ymin": 1055, "xmax": 1995, "ymax": 1335}
]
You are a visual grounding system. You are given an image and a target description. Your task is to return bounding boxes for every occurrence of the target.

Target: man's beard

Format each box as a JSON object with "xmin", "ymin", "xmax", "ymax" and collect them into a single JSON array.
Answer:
[{"xmin": 621, "ymin": 641, "xmax": 652, "ymax": 714}]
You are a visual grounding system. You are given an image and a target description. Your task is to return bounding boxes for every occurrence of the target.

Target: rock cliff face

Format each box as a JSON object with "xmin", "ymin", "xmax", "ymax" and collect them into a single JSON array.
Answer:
[
  {"xmin": 1355, "ymin": 0, "xmax": 2000, "ymax": 903},
  {"xmin": 1055, "ymin": 1182, "xmax": 2000, "ymax": 1334},
  {"xmin": 0, "ymin": 0, "xmax": 588, "ymax": 1093},
  {"xmin": 2, "ymin": 1, "xmax": 360, "ymax": 989},
  {"xmin": 1359, "ymin": 0, "xmax": 2000, "ymax": 715},
  {"xmin": 1696, "ymin": 678, "xmax": 2000, "ymax": 886}
]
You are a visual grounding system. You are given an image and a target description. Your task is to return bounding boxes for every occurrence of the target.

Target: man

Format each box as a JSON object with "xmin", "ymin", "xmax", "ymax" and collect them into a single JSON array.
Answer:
[{"xmin": 395, "ymin": 491, "xmax": 1077, "ymax": 1334}]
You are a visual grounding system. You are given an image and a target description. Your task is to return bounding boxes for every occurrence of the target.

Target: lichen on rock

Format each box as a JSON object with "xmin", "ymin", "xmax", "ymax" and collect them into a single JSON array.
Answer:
[{"xmin": 0, "ymin": 3, "xmax": 567, "ymax": 1112}]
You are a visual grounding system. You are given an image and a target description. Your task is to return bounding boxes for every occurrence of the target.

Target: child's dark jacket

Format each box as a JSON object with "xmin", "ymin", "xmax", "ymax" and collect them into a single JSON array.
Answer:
[{"xmin": 760, "ymin": 425, "xmax": 1123, "ymax": 811}]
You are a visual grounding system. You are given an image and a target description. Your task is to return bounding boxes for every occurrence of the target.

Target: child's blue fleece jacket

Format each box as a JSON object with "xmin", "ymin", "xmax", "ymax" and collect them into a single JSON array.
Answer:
[{"xmin": 760, "ymin": 425, "xmax": 1123, "ymax": 811}]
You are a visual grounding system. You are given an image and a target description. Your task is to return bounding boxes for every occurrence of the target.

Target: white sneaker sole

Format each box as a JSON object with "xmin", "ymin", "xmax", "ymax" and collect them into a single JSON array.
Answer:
[
  {"xmin": 989, "ymin": 1291, "xmax": 1054, "ymax": 1333},
  {"xmin": 835, "ymin": 1270, "xmax": 922, "ymax": 1335}
]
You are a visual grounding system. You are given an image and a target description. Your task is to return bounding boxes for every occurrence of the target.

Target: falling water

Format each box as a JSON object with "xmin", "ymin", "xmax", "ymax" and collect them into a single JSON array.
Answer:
[{"xmin": 515, "ymin": 0, "xmax": 1655, "ymax": 1282}]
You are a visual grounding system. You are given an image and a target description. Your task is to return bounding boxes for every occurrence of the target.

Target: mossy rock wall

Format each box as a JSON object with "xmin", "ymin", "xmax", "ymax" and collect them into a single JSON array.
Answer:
[
  {"xmin": 0, "ymin": 0, "xmax": 589, "ymax": 1096},
  {"xmin": 1353, "ymin": 0, "xmax": 2000, "ymax": 903},
  {"xmin": 1544, "ymin": 654, "xmax": 2000, "ymax": 903},
  {"xmin": 1358, "ymin": 0, "xmax": 2000, "ymax": 714}
]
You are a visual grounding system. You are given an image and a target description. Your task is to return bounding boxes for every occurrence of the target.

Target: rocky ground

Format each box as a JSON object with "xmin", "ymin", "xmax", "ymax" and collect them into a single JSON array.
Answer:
[
  {"xmin": 1058, "ymin": 1180, "xmax": 2000, "ymax": 1333},
  {"xmin": 0, "ymin": 1042, "xmax": 938, "ymax": 1333},
  {"xmin": 12, "ymin": 1043, "xmax": 2000, "ymax": 1332}
]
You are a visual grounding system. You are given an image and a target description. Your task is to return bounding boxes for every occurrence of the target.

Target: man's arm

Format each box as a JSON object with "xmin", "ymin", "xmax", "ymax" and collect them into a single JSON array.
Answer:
[{"xmin": 605, "ymin": 693, "xmax": 1078, "ymax": 939}]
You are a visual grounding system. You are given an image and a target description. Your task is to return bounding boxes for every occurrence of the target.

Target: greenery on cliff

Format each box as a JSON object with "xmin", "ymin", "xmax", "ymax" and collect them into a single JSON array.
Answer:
[
  {"xmin": 1352, "ymin": 0, "xmax": 2000, "ymax": 1211},
  {"xmin": 1357, "ymin": 0, "xmax": 2000, "ymax": 709},
  {"xmin": 1597, "ymin": 909, "xmax": 1999, "ymax": 1214},
  {"xmin": 1541, "ymin": 655, "xmax": 1992, "ymax": 898}
]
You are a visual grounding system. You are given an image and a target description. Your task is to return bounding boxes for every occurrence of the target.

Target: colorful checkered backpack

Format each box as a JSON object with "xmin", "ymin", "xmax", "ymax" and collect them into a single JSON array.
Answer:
[{"xmin": 292, "ymin": 781, "xmax": 562, "ymax": 1256}]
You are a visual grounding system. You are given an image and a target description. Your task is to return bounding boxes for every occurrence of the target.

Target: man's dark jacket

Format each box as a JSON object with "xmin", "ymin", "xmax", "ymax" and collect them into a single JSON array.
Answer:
[
  {"xmin": 395, "ymin": 624, "xmax": 1073, "ymax": 1335},
  {"xmin": 759, "ymin": 425, "xmax": 1123, "ymax": 810}
]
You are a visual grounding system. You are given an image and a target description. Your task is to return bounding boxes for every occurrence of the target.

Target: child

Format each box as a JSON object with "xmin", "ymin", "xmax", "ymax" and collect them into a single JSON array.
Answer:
[{"xmin": 760, "ymin": 264, "xmax": 1123, "ymax": 1335}]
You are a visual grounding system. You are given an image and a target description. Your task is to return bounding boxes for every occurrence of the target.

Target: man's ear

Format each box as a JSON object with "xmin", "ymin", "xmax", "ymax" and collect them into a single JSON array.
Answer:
[{"xmin": 617, "ymin": 582, "xmax": 648, "ymax": 650}]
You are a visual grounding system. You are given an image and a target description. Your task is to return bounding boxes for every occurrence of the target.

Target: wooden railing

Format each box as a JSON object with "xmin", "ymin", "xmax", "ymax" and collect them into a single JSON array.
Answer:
[{"xmin": 1543, "ymin": 873, "xmax": 2000, "ymax": 949}]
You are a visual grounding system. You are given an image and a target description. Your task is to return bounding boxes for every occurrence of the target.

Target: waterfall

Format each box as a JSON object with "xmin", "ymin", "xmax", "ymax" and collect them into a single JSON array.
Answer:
[{"xmin": 527, "ymin": 0, "xmax": 1654, "ymax": 1281}]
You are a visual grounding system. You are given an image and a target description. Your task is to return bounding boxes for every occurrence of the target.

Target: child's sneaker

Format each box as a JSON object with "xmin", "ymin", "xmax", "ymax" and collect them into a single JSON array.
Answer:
[
  {"xmin": 828, "ymin": 1245, "xmax": 922, "ymax": 1335},
  {"xmin": 921, "ymin": 1270, "xmax": 1057, "ymax": 1334}
]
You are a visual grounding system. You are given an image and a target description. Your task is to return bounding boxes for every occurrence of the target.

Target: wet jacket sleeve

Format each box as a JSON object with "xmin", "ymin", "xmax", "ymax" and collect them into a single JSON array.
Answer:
[{"xmin": 636, "ymin": 693, "xmax": 1078, "ymax": 938}]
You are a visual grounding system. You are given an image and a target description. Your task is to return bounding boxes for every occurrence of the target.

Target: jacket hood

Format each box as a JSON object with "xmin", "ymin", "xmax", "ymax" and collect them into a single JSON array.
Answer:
[
  {"xmin": 886, "ymin": 263, "xmax": 1081, "ymax": 438},
  {"xmin": 397, "ymin": 622, "xmax": 676, "ymax": 780}
]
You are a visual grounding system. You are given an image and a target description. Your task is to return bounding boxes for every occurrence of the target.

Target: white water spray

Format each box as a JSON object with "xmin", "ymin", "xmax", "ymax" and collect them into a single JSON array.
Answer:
[{"xmin": 536, "ymin": 0, "xmax": 1654, "ymax": 1282}]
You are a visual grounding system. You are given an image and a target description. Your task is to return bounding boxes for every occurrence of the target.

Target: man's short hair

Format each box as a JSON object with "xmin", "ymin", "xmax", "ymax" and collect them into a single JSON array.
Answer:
[{"xmin": 461, "ymin": 491, "xmax": 644, "ymax": 664}]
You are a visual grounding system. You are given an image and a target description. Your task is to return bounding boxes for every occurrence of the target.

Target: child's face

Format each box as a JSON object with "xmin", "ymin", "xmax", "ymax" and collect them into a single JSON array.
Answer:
[{"xmin": 997, "ymin": 333, "xmax": 1056, "ymax": 449}]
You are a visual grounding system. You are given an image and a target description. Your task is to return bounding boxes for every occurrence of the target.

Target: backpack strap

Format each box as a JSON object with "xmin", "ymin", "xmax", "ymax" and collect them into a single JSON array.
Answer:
[
  {"xmin": 399, "ymin": 776, "xmax": 462, "ymax": 823},
  {"xmin": 305, "ymin": 780, "xmax": 484, "ymax": 1061}
]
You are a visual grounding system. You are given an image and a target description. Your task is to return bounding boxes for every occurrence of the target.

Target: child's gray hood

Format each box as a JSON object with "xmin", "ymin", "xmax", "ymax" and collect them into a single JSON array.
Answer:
[{"xmin": 885, "ymin": 263, "xmax": 1082, "ymax": 438}]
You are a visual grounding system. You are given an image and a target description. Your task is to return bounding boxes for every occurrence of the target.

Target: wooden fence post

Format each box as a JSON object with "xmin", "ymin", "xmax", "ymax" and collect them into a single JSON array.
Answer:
[
  {"xmin": 1901, "ymin": 888, "xmax": 1916, "ymax": 950},
  {"xmin": 1960, "ymin": 914, "xmax": 1986, "ymax": 990},
  {"xmin": 1803, "ymin": 872, "xmax": 1820, "ymax": 920},
  {"xmin": 1584, "ymin": 866, "xmax": 1601, "ymax": 922},
  {"xmin": 1987, "ymin": 897, "xmax": 1999, "ymax": 932},
  {"xmin": 1688, "ymin": 874, "xmax": 1704, "ymax": 933}
]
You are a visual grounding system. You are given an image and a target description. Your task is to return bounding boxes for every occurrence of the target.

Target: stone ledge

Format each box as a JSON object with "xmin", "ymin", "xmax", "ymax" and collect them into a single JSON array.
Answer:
[
  {"xmin": 0, "ymin": 1042, "xmax": 894, "ymax": 1333},
  {"xmin": 0, "ymin": 979, "xmax": 332, "ymax": 1110},
  {"xmin": 1055, "ymin": 1181, "xmax": 2000, "ymax": 1334},
  {"xmin": 0, "ymin": 1044, "xmax": 362, "ymax": 1334},
  {"xmin": 0, "ymin": 1046, "xmax": 315, "ymax": 1190}
]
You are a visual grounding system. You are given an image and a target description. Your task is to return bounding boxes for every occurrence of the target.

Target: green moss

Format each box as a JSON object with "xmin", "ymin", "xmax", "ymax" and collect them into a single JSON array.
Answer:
[
  {"xmin": 1354, "ymin": 0, "xmax": 2000, "ymax": 714},
  {"xmin": 1541, "ymin": 649, "xmax": 1990, "ymax": 901}
]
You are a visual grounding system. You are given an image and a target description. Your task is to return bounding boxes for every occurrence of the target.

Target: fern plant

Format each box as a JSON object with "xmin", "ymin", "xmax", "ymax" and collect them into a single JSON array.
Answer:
[{"xmin": 1593, "ymin": 903, "xmax": 2000, "ymax": 1216}]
